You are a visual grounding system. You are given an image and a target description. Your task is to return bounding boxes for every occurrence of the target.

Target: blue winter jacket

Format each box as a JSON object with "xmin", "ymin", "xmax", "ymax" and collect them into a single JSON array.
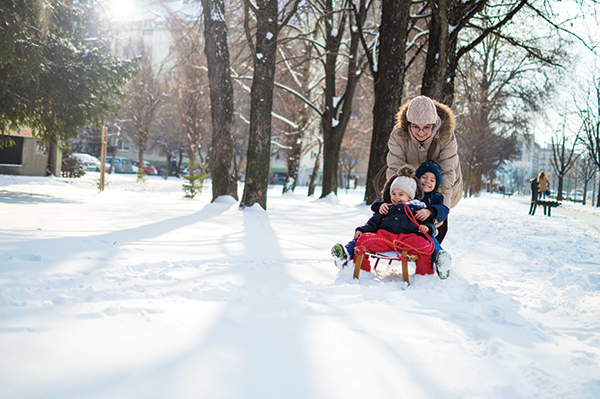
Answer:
[
  {"xmin": 371, "ymin": 192, "xmax": 449, "ymax": 223},
  {"xmin": 421, "ymin": 191, "xmax": 449, "ymax": 222},
  {"xmin": 358, "ymin": 201, "xmax": 435, "ymax": 236}
]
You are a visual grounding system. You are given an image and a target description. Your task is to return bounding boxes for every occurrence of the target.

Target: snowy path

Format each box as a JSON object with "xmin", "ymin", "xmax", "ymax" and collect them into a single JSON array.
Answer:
[{"xmin": 1, "ymin": 174, "xmax": 599, "ymax": 399}]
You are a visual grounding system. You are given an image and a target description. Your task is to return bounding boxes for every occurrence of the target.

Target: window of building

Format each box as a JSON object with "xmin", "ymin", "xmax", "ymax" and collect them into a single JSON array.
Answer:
[
  {"xmin": 118, "ymin": 140, "xmax": 130, "ymax": 151},
  {"xmin": 0, "ymin": 136, "xmax": 24, "ymax": 165}
]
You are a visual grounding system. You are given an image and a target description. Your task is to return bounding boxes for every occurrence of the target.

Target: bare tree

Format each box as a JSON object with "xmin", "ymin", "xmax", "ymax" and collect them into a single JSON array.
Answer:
[
  {"xmin": 339, "ymin": 122, "xmax": 371, "ymax": 190},
  {"xmin": 240, "ymin": 0, "xmax": 301, "ymax": 209},
  {"xmin": 577, "ymin": 155, "xmax": 597, "ymax": 205},
  {"xmin": 422, "ymin": 0, "xmax": 544, "ymax": 106},
  {"xmin": 307, "ymin": 134, "xmax": 323, "ymax": 196},
  {"xmin": 551, "ymin": 118, "xmax": 580, "ymax": 201},
  {"xmin": 274, "ymin": 13, "xmax": 319, "ymax": 194},
  {"xmin": 453, "ymin": 32, "xmax": 552, "ymax": 196},
  {"xmin": 169, "ymin": 14, "xmax": 211, "ymax": 179},
  {"xmin": 577, "ymin": 76, "xmax": 600, "ymax": 207},
  {"xmin": 362, "ymin": 0, "xmax": 411, "ymax": 204},
  {"xmin": 202, "ymin": 0, "xmax": 238, "ymax": 201},
  {"xmin": 232, "ymin": 1, "xmax": 371, "ymax": 201},
  {"xmin": 317, "ymin": 0, "xmax": 370, "ymax": 198},
  {"xmin": 151, "ymin": 85, "xmax": 186, "ymax": 179},
  {"xmin": 122, "ymin": 42, "xmax": 164, "ymax": 180}
]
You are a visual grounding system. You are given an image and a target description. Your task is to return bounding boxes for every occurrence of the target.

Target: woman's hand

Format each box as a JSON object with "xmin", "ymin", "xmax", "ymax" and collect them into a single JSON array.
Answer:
[
  {"xmin": 415, "ymin": 208, "xmax": 433, "ymax": 221},
  {"xmin": 354, "ymin": 230, "xmax": 363, "ymax": 240}
]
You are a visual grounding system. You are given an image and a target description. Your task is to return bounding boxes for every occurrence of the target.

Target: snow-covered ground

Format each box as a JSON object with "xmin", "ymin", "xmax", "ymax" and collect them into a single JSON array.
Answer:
[{"xmin": 1, "ymin": 173, "xmax": 599, "ymax": 399}]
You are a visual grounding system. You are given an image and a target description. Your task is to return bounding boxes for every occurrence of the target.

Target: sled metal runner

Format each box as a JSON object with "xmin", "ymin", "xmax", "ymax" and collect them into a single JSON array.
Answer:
[{"xmin": 353, "ymin": 250, "xmax": 419, "ymax": 285}]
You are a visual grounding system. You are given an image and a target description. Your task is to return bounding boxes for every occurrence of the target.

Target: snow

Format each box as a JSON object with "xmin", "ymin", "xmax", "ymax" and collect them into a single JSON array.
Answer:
[
  {"xmin": 1, "ymin": 173, "xmax": 600, "ymax": 399},
  {"xmin": 211, "ymin": 8, "xmax": 225, "ymax": 22},
  {"xmin": 332, "ymin": 96, "xmax": 341, "ymax": 108}
]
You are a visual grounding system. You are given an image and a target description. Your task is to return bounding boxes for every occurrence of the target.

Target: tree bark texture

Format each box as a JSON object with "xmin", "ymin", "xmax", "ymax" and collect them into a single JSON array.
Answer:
[
  {"xmin": 308, "ymin": 139, "xmax": 322, "ymax": 197},
  {"xmin": 320, "ymin": 0, "xmax": 363, "ymax": 198},
  {"xmin": 283, "ymin": 41, "xmax": 314, "ymax": 194},
  {"xmin": 364, "ymin": 0, "xmax": 410, "ymax": 204},
  {"xmin": 202, "ymin": 0, "xmax": 238, "ymax": 201},
  {"xmin": 240, "ymin": 0, "xmax": 279, "ymax": 209},
  {"xmin": 421, "ymin": 0, "xmax": 453, "ymax": 104}
]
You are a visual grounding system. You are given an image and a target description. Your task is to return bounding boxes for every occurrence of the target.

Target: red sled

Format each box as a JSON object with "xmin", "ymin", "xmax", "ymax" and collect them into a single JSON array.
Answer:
[{"xmin": 352, "ymin": 230, "xmax": 435, "ymax": 285}]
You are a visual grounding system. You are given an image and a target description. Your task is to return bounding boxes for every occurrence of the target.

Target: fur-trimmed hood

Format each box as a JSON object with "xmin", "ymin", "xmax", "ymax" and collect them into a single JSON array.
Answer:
[
  {"xmin": 386, "ymin": 98, "xmax": 463, "ymax": 208},
  {"xmin": 394, "ymin": 99, "xmax": 456, "ymax": 147}
]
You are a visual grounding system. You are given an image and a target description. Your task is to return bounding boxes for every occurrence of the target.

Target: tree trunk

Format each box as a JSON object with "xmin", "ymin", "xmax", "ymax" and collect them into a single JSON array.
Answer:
[
  {"xmin": 321, "ymin": 126, "xmax": 343, "ymax": 197},
  {"xmin": 138, "ymin": 147, "xmax": 144, "ymax": 179},
  {"xmin": 165, "ymin": 152, "xmax": 172, "ymax": 180},
  {"xmin": 421, "ymin": 0, "xmax": 453, "ymax": 104},
  {"xmin": 202, "ymin": 0, "xmax": 238, "ymax": 202},
  {"xmin": 364, "ymin": 0, "xmax": 410, "ymax": 204},
  {"xmin": 319, "ymin": 0, "xmax": 363, "ymax": 198},
  {"xmin": 308, "ymin": 141, "xmax": 322, "ymax": 196},
  {"xmin": 284, "ymin": 133, "xmax": 302, "ymax": 194},
  {"xmin": 597, "ymin": 177, "xmax": 600, "ymax": 207},
  {"xmin": 557, "ymin": 175, "xmax": 564, "ymax": 201},
  {"xmin": 241, "ymin": 0, "xmax": 279, "ymax": 209},
  {"xmin": 283, "ymin": 41, "xmax": 313, "ymax": 194}
]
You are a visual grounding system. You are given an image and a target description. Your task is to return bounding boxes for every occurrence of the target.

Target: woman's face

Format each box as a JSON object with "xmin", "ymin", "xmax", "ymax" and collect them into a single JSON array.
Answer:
[{"xmin": 410, "ymin": 123, "xmax": 434, "ymax": 142}]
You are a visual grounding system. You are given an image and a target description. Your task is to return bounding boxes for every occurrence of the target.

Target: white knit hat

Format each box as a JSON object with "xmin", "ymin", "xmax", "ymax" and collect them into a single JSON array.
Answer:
[
  {"xmin": 406, "ymin": 96, "xmax": 438, "ymax": 125},
  {"xmin": 390, "ymin": 176, "xmax": 416, "ymax": 199}
]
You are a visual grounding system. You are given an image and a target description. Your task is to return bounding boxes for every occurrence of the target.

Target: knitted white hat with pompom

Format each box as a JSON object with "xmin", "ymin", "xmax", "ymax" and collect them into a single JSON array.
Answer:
[{"xmin": 390, "ymin": 176, "xmax": 416, "ymax": 199}]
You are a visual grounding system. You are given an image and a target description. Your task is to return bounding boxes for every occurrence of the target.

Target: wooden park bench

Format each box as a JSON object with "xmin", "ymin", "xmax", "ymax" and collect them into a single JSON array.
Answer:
[{"xmin": 529, "ymin": 178, "xmax": 560, "ymax": 216}]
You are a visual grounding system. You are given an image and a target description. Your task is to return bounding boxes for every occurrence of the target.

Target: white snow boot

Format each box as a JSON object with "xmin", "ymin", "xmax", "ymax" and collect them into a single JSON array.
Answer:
[{"xmin": 434, "ymin": 250, "xmax": 452, "ymax": 279}]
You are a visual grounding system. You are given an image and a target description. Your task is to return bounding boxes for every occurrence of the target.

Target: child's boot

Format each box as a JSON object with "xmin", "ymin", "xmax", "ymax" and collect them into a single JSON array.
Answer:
[
  {"xmin": 434, "ymin": 250, "xmax": 452, "ymax": 279},
  {"xmin": 331, "ymin": 243, "xmax": 350, "ymax": 269}
]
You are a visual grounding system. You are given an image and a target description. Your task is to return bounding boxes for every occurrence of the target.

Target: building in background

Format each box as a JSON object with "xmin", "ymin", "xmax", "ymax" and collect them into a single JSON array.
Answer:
[{"xmin": 0, "ymin": 129, "xmax": 60, "ymax": 176}]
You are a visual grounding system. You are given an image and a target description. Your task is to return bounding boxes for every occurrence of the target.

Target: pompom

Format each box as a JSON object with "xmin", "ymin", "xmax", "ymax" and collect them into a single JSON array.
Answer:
[{"xmin": 397, "ymin": 165, "xmax": 416, "ymax": 178}]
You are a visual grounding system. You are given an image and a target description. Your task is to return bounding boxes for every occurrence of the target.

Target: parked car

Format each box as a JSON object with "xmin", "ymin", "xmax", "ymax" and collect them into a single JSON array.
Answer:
[
  {"xmin": 71, "ymin": 153, "xmax": 101, "ymax": 172},
  {"xmin": 269, "ymin": 173, "xmax": 287, "ymax": 185},
  {"xmin": 569, "ymin": 190, "xmax": 583, "ymax": 202},
  {"xmin": 131, "ymin": 160, "xmax": 158, "ymax": 175},
  {"xmin": 106, "ymin": 156, "xmax": 134, "ymax": 173}
]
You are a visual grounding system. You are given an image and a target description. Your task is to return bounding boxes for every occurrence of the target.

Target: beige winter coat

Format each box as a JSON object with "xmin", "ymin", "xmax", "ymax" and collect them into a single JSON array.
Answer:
[
  {"xmin": 386, "ymin": 100, "xmax": 463, "ymax": 208},
  {"xmin": 538, "ymin": 174, "xmax": 549, "ymax": 192}
]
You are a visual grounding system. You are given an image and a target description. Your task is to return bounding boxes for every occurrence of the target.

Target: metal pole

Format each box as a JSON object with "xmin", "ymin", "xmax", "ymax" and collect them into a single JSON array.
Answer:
[{"xmin": 100, "ymin": 126, "xmax": 107, "ymax": 191}]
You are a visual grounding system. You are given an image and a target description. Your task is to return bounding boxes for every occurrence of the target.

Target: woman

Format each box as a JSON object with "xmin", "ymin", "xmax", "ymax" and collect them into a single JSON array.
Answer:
[
  {"xmin": 386, "ymin": 95, "xmax": 463, "ymax": 243},
  {"xmin": 537, "ymin": 171, "xmax": 549, "ymax": 199}
]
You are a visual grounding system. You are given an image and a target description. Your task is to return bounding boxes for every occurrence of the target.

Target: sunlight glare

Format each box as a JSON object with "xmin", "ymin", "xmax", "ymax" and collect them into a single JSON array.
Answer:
[{"xmin": 107, "ymin": 0, "xmax": 138, "ymax": 20}]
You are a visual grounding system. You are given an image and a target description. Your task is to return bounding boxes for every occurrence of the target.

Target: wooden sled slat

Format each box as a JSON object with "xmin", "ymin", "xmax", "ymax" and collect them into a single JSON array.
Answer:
[{"xmin": 353, "ymin": 250, "xmax": 419, "ymax": 285}]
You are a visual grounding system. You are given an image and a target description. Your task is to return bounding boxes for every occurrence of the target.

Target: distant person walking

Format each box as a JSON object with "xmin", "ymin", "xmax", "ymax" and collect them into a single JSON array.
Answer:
[{"xmin": 537, "ymin": 171, "xmax": 549, "ymax": 199}]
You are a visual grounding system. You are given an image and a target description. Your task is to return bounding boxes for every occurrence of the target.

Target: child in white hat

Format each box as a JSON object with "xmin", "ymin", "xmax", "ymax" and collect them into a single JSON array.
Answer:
[{"xmin": 332, "ymin": 166, "xmax": 436, "ymax": 274}]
